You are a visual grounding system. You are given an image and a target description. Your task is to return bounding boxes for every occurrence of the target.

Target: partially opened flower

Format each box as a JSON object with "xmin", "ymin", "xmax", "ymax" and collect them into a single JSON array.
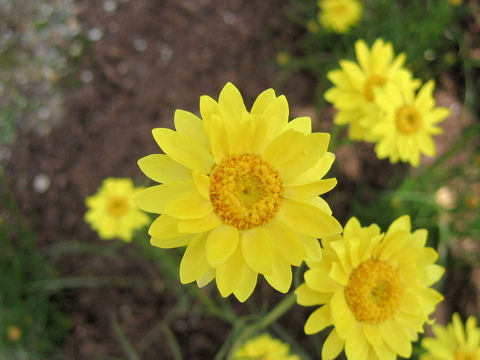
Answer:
[
  {"xmin": 325, "ymin": 39, "xmax": 418, "ymax": 141},
  {"xmin": 318, "ymin": 0, "xmax": 362, "ymax": 34},
  {"xmin": 85, "ymin": 178, "xmax": 150, "ymax": 242},
  {"xmin": 296, "ymin": 215, "xmax": 444, "ymax": 360},
  {"xmin": 232, "ymin": 333, "xmax": 300, "ymax": 360},
  {"xmin": 421, "ymin": 313, "xmax": 480, "ymax": 360},
  {"xmin": 134, "ymin": 82, "xmax": 342, "ymax": 301},
  {"xmin": 371, "ymin": 79, "xmax": 450, "ymax": 167}
]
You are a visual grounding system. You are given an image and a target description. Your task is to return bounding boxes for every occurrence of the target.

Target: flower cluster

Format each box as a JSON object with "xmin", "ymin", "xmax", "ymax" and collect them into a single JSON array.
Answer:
[
  {"xmin": 296, "ymin": 215, "xmax": 444, "ymax": 360},
  {"xmin": 421, "ymin": 313, "xmax": 480, "ymax": 360},
  {"xmin": 232, "ymin": 333, "xmax": 300, "ymax": 360},
  {"xmin": 84, "ymin": 177, "xmax": 150, "ymax": 242},
  {"xmin": 134, "ymin": 82, "xmax": 342, "ymax": 302},
  {"xmin": 325, "ymin": 39, "xmax": 450, "ymax": 166},
  {"xmin": 318, "ymin": 0, "xmax": 362, "ymax": 34}
]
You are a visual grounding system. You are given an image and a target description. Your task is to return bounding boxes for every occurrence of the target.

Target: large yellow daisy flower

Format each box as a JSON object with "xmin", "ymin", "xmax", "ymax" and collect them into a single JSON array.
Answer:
[
  {"xmin": 371, "ymin": 79, "xmax": 450, "ymax": 167},
  {"xmin": 296, "ymin": 215, "xmax": 444, "ymax": 360},
  {"xmin": 318, "ymin": 0, "xmax": 362, "ymax": 34},
  {"xmin": 134, "ymin": 82, "xmax": 342, "ymax": 302},
  {"xmin": 325, "ymin": 39, "xmax": 417, "ymax": 141},
  {"xmin": 421, "ymin": 313, "xmax": 480, "ymax": 360},
  {"xmin": 232, "ymin": 333, "xmax": 300, "ymax": 360},
  {"xmin": 84, "ymin": 177, "xmax": 150, "ymax": 242}
]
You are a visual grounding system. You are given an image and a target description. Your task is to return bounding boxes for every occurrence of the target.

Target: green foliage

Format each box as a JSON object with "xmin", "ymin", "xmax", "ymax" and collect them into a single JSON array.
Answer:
[{"xmin": 0, "ymin": 176, "xmax": 71, "ymax": 358}]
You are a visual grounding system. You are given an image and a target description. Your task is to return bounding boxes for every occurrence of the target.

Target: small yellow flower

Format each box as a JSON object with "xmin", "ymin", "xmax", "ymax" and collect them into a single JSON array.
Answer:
[
  {"xmin": 84, "ymin": 177, "xmax": 150, "ymax": 242},
  {"xmin": 134, "ymin": 82, "xmax": 342, "ymax": 302},
  {"xmin": 448, "ymin": 0, "xmax": 463, "ymax": 5},
  {"xmin": 296, "ymin": 215, "xmax": 444, "ymax": 360},
  {"xmin": 372, "ymin": 80, "xmax": 450, "ymax": 166},
  {"xmin": 325, "ymin": 39, "xmax": 418, "ymax": 141},
  {"xmin": 276, "ymin": 51, "xmax": 291, "ymax": 66},
  {"xmin": 318, "ymin": 0, "xmax": 362, "ymax": 33},
  {"xmin": 421, "ymin": 313, "xmax": 480, "ymax": 360},
  {"xmin": 7, "ymin": 326, "xmax": 21, "ymax": 341},
  {"xmin": 233, "ymin": 333, "xmax": 300, "ymax": 360}
]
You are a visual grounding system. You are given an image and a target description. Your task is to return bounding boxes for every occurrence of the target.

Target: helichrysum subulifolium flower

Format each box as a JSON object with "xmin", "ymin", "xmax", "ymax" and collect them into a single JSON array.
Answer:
[
  {"xmin": 325, "ymin": 39, "xmax": 418, "ymax": 142},
  {"xmin": 232, "ymin": 333, "xmax": 300, "ymax": 360},
  {"xmin": 421, "ymin": 313, "xmax": 480, "ymax": 360},
  {"xmin": 134, "ymin": 82, "xmax": 342, "ymax": 302},
  {"xmin": 318, "ymin": 0, "xmax": 362, "ymax": 34},
  {"xmin": 296, "ymin": 215, "xmax": 444, "ymax": 360},
  {"xmin": 371, "ymin": 80, "xmax": 450, "ymax": 167},
  {"xmin": 84, "ymin": 177, "xmax": 150, "ymax": 242}
]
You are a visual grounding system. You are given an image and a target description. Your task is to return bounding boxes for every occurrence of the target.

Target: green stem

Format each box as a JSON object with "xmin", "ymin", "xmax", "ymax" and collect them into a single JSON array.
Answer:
[{"xmin": 258, "ymin": 293, "xmax": 297, "ymax": 329}]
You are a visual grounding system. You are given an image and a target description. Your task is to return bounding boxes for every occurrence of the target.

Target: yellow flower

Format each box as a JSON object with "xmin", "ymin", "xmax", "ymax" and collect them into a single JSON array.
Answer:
[
  {"xmin": 233, "ymin": 333, "xmax": 300, "ymax": 360},
  {"xmin": 296, "ymin": 215, "xmax": 444, "ymax": 360},
  {"xmin": 325, "ymin": 39, "xmax": 418, "ymax": 141},
  {"xmin": 84, "ymin": 177, "xmax": 150, "ymax": 242},
  {"xmin": 421, "ymin": 313, "xmax": 480, "ymax": 360},
  {"xmin": 318, "ymin": 0, "xmax": 362, "ymax": 34},
  {"xmin": 134, "ymin": 82, "xmax": 342, "ymax": 302},
  {"xmin": 7, "ymin": 326, "xmax": 21, "ymax": 341},
  {"xmin": 372, "ymin": 80, "xmax": 450, "ymax": 166},
  {"xmin": 448, "ymin": 0, "xmax": 463, "ymax": 5}
]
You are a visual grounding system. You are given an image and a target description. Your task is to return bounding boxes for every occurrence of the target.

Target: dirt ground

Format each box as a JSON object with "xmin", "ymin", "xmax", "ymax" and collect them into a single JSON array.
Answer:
[{"xmin": 4, "ymin": 0, "xmax": 477, "ymax": 359}]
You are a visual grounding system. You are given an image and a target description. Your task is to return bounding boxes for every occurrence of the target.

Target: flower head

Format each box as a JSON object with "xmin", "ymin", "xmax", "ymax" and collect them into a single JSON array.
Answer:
[
  {"xmin": 296, "ymin": 215, "xmax": 444, "ymax": 360},
  {"xmin": 134, "ymin": 82, "xmax": 342, "ymax": 301},
  {"xmin": 371, "ymin": 79, "xmax": 450, "ymax": 166},
  {"xmin": 318, "ymin": 0, "xmax": 362, "ymax": 34},
  {"xmin": 232, "ymin": 333, "xmax": 300, "ymax": 360},
  {"xmin": 421, "ymin": 313, "xmax": 480, "ymax": 360},
  {"xmin": 84, "ymin": 177, "xmax": 150, "ymax": 242},
  {"xmin": 325, "ymin": 39, "xmax": 417, "ymax": 141}
]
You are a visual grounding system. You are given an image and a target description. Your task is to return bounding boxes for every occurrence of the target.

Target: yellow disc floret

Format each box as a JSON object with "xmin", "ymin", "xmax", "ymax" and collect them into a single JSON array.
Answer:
[
  {"xmin": 395, "ymin": 105, "xmax": 422, "ymax": 135},
  {"xmin": 210, "ymin": 154, "xmax": 283, "ymax": 231},
  {"xmin": 344, "ymin": 259, "xmax": 403, "ymax": 324},
  {"xmin": 106, "ymin": 197, "xmax": 130, "ymax": 217}
]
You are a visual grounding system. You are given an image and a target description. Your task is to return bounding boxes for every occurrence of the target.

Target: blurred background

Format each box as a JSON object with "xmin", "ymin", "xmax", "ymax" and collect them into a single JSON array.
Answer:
[{"xmin": 0, "ymin": 0, "xmax": 479, "ymax": 358}]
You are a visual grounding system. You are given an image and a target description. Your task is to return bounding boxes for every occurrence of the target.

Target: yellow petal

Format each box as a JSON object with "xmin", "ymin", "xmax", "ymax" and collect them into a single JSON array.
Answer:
[
  {"xmin": 363, "ymin": 324, "xmax": 383, "ymax": 348},
  {"xmin": 286, "ymin": 152, "xmax": 335, "ymax": 187},
  {"xmin": 330, "ymin": 291, "xmax": 355, "ymax": 338},
  {"xmin": 150, "ymin": 235, "xmax": 192, "ymax": 249},
  {"xmin": 385, "ymin": 215, "xmax": 411, "ymax": 236},
  {"xmin": 322, "ymin": 329, "xmax": 344, "ymax": 360},
  {"xmin": 284, "ymin": 178, "xmax": 337, "ymax": 199},
  {"xmin": 133, "ymin": 182, "xmax": 191, "ymax": 213},
  {"xmin": 263, "ymin": 95, "xmax": 289, "ymax": 139},
  {"xmin": 345, "ymin": 326, "xmax": 369, "ymax": 360},
  {"xmin": 152, "ymin": 128, "xmax": 214, "ymax": 173},
  {"xmin": 379, "ymin": 320, "xmax": 412, "ymax": 358},
  {"xmin": 174, "ymin": 109, "xmax": 210, "ymax": 149},
  {"xmin": 164, "ymin": 191, "xmax": 213, "ymax": 219},
  {"xmin": 262, "ymin": 129, "xmax": 304, "ymax": 168},
  {"xmin": 242, "ymin": 227, "xmax": 274, "ymax": 274},
  {"xmin": 208, "ymin": 114, "xmax": 228, "ymax": 163},
  {"xmin": 304, "ymin": 267, "xmax": 337, "ymax": 293},
  {"xmin": 265, "ymin": 219, "xmax": 306, "ymax": 266},
  {"xmin": 177, "ymin": 213, "xmax": 222, "ymax": 233},
  {"xmin": 218, "ymin": 82, "xmax": 247, "ymax": 122},
  {"xmin": 277, "ymin": 200, "xmax": 342, "ymax": 238},
  {"xmin": 263, "ymin": 254, "xmax": 292, "ymax": 293},
  {"xmin": 251, "ymin": 88, "xmax": 276, "ymax": 115},
  {"xmin": 196, "ymin": 268, "xmax": 215, "ymax": 288},
  {"xmin": 192, "ymin": 171, "xmax": 210, "ymax": 200},
  {"xmin": 305, "ymin": 305, "xmax": 331, "ymax": 334},
  {"xmin": 179, "ymin": 234, "xmax": 209, "ymax": 284},
  {"xmin": 286, "ymin": 116, "xmax": 312, "ymax": 134},
  {"xmin": 233, "ymin": 265, "xmax": 257, "ymax": 302},
  {"xmin": 295, "ymin": 283, "xmax": 330, "ymax": 306},
  {"xmin": 148, "ymin": 214, "xmax": 181, "ymax": 238},
  {"xmin": 302, "ymin": 237, "xmax": 323, "ymax": 265},
  {"xmin": 138, "ymin": 154, "xmax": 190, "ymax": 183},
  {"xmin": 205, "ymin": 224, "xmax": 239, "ymax": 267}
]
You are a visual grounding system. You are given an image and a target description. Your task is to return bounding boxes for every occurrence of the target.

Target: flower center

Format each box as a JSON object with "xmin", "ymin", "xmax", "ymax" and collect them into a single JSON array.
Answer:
[
  {"xmin": 209, "ymin": 154, "xmax": 283, "ymax": 231},
  {"xmin": 395, "ymin": 105, "xmax": 422, "ymax": 135},
  {"xmin": 344, "ymin": 259, "xmax": 403, "ymax": 324},
  {"xmin": 364, "ymin": 74, "xmax": 387, "ymax": 102},
  {"xmin": 333, "ymin": 3, "xmax": 347, "ymax": 15},
  {"xmin": 455, "ymin": 350, "xmax": 478, "ymax": 360},
  {"xmin": 107, "ymin": 197, "xmax": 129, "ymax": 217}
]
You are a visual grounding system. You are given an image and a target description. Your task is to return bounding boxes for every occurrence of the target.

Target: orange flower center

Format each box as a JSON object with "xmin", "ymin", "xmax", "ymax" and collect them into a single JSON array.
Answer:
[
  {"xmin": 344, "ymin": 259, "xmax": 403, "ymax": 324},
  {"xmin": 209, "ymin": 154, "xmax": 283, "ymax": 231},
  {"xmin": 107, "ymin": 197, "xmax": 129, "ymax": 217},
  {"xmin": 395, "ymin": 105, "xmax": 422, "ymax": 135},
  {"xmin": 364, "ymin": 74, "xmax": 387, "ymax": 102},
  {"xmin": 454, "ymin": 350, "xmax": 478, "ymax": 360}
]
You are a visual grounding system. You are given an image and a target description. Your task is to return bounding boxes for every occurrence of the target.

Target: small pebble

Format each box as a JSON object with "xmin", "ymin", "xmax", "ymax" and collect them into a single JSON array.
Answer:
[
  {"xmin": 87, "ymin": 27, "xmax": 103, "ymax": 41},
  {"xmin": 133, "ymin": 38, "xmax": 148, "ymax": 52},
  {"xmin": 33, "ymin": 174, "xmax": 50, "ymax": 193},
  {"xmin": 103, "ymin": 0, "xmax": 117, "ymax": 12}
]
